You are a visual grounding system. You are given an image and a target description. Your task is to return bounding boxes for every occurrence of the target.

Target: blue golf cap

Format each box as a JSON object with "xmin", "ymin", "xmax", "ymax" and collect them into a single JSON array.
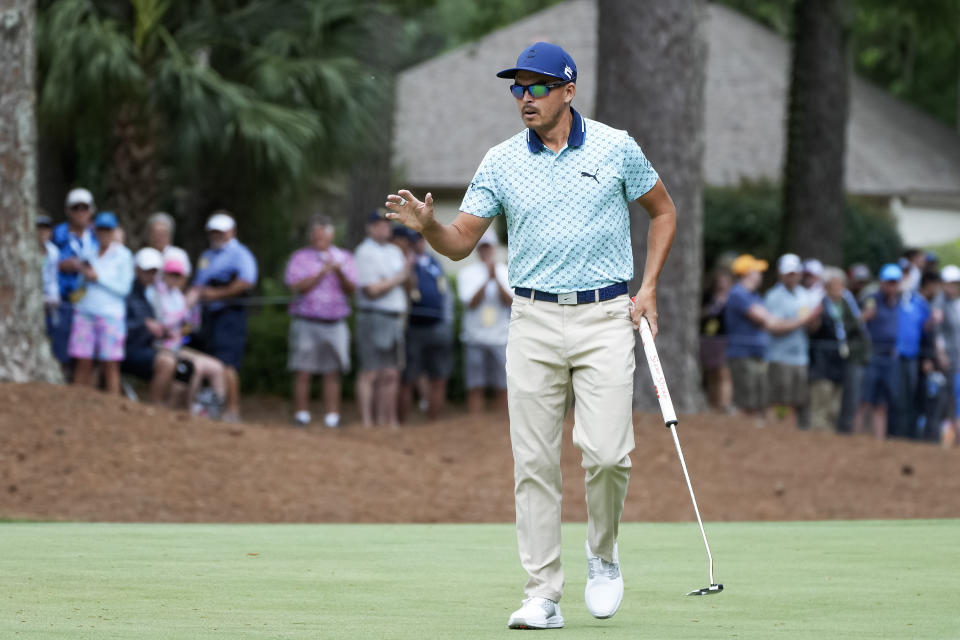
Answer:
[
  {"xmin": 879, "ymin": 263, "xmax": 903, "ymax": 282},
  {"xmin": 496, "ymin": 41, "xmax": 577, "ymax": 82},
  {"xmin": 367, "ymin": 209, "xmax": 388, "ymax": 223},
  {"xmin": 94, "ymin": 211, "xmax": 118, "ymax": 229}
]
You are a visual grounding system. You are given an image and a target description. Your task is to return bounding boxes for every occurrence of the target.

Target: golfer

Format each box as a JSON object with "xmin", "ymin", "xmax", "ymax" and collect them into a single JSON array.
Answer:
[{"xmin": 385, "ymin": 41, "xmax": 676, "ymax": 629}]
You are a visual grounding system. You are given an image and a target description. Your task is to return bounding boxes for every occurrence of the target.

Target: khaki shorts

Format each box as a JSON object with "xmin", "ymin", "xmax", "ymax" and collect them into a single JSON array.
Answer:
[
  {"xmin": 768, "ymin": 362, "xmax": 808, "ymax": 407},
  {"xmin": 287, "ymin": 316, "xmax": 350, "ymax": 374},
  {"xmin": 729, "ymin": 357, "xmax": 768, "ymax": 411},
  {"xmin": 355, "ymin": 309, "xmax": 405, "ymax": 372}
]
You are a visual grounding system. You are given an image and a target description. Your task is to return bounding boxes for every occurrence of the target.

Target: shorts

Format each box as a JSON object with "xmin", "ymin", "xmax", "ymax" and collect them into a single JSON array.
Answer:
[
  {"xmin": 355, "ymin": 309, "xmax": 404, "ymax": 372},
  {"xmin": 404, "ymin": 321, "xmax": 453, "ymax": 382},
  {"xmin": 861, "ymin": 354, "xmax": 898, "ymax": 406},
  {"xmin": 464, "ymin": 342, "xmax": 507, "ymax": 390},
  {"xmin": 729, "ymin": 357, "xmax": 767, "ymax": 411},
  {"xmin": 203, "ymin": 307, "xmax": 247, "ymax": 369},
  {"xmin": 768, "ymin": 362, "xmax": 808, "ymax": 407},
  {"xmin": 67, "ymin": 310, "xmax": 126, "ymax": 362},
  {"xmin": 122, "ymin": 346, "xmax": 158, "ymax": 380},
  {"xmin": 288, "ymin": 317, "xmax": 350, "ymax": 374}
]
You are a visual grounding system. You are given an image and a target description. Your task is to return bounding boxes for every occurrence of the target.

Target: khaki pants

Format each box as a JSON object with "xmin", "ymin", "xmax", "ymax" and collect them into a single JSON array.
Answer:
[{"xmin": 506, "ymin": 293, "xmax": 636, "ymax": 602}]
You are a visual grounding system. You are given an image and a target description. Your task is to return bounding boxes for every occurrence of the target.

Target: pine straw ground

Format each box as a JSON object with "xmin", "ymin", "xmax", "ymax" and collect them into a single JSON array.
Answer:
[{"xmin": 0, "ymin": 382, "xmax": 957, "ymax": 523}]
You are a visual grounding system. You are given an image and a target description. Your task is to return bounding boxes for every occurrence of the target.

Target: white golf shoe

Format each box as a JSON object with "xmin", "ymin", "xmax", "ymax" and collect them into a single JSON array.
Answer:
[
  {"xmin": 507, "ymin": 597, "xmax": 564, "ymax": 629},
  {"xmin": 584, "ymin": 540, "xmax": 624, "ymax": 619}
]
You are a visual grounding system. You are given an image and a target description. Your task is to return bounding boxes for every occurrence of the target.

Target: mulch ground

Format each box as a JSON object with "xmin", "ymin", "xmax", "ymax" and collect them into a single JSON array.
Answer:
[{"xmin": 0, "ymin": 382, "xmax": 957, "ymax": 523}]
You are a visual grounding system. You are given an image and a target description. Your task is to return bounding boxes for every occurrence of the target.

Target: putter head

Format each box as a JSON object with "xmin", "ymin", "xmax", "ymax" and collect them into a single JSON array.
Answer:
[{"xmin": 686, "ymin": 583, "xmax": 723, "ymax": 596}]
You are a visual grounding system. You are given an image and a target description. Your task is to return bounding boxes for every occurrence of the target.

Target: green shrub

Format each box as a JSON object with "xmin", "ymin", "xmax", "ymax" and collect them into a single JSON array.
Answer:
[{"xmin": 704, "ymin": 182, "xmax": 902, "ymax": 272}]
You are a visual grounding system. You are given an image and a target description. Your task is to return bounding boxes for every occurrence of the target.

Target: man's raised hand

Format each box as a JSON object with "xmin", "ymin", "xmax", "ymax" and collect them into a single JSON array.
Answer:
[{"xmin": 385, "ymin": 189, "xmax": 434, "ymax": 233}]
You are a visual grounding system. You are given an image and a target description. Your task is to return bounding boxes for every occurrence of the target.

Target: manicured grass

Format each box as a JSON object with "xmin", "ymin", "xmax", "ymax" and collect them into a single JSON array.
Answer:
[{"xmin": 0, "ymin": 520, "xmax": 957, "ymax": 638}]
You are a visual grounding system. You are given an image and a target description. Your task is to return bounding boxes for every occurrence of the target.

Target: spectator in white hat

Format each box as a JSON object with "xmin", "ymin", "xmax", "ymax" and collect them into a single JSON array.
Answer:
[
  {"xmin": 186, "ymin": 210, "xmax": 258, "ymax": 422},
  {"xmin": 121, "ymin": 247, "xmax": 177, "ymax": 403},
  {"xmin": 802, "ymin": 258, "xmax": 824, "ymax": 297},
  {"xmin": 49, "ymin": 187, "xmax": 98, "ymax": 369},
  {"xmin": 762, "ymin": 253, "xmax": 822, "ymax": 428},
  {"xmin": 457, "ymin": 228, "xmax": 512, "ymax": 413}
]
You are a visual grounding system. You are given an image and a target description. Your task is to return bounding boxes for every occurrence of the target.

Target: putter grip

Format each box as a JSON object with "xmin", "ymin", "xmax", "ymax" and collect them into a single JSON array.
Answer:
[{"xmin": 637, "ymin": 317, "xmax": 678, "ymax": 427}]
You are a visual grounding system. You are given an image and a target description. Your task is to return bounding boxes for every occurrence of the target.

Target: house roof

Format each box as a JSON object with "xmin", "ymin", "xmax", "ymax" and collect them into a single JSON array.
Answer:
[{"xmin": 393, "ymin": 0, "xmax": 960, "ymax": 197}]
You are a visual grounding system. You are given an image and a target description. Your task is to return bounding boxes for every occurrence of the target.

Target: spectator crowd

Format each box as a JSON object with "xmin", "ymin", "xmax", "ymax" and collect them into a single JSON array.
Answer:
[
  {"xmin": 701, "ymin": 249, "xmax": 960, "ymax": 447},
  {"xmin": 38, "ymin": 189, "xmax": 511, "ymax": 428},
  {"xmin": 43, "ymin": 185, "xmax": 960, "ymax": 447}
]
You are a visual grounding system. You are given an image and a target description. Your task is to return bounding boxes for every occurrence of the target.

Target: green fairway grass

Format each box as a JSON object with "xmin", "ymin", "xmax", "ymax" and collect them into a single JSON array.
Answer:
[{"xmin": 1, "ymin": 520, "xmax": 957, "ymax": 639}]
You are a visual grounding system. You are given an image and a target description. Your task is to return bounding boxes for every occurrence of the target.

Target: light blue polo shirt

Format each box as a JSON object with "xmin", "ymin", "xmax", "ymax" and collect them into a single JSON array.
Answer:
[
  {"xmin": 194, "ymin": 237, "xmax": 258, "ymax": 312},
  {"xmin": 460, "ymin": 108, "xmax": 659, "ymax": 293}
]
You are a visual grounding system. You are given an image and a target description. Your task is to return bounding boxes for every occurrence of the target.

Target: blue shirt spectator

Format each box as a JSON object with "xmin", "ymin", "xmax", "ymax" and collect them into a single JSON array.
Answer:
[
  {"xmin": 864, "ymin": 290, "xmax": 898, "ymax": 354},
  {"xmin": 896, "ymin": 290, "xmax": 930, "ymax": 359},
  {"xmin": 52, "ymin": 221, "xmax": 98, "ymax": 299},
  {"xmin": 409, "ymin": 249, "xmax": 448, "ymax": 326},
  {"xmin": 763, "ymin": 282, "xmax": 814, "ymax": 366},
  {"xmin": 193, "ymin": 237, "xmax": 258, "ymax": 312},
  {"xmin": 724, "ymin": 282, "xmax": 769, "ymax": 358}
]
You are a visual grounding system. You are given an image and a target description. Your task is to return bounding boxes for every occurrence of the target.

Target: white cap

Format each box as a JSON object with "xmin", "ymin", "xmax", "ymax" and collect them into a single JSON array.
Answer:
[
  {"xmin": 206, "ymin": 212, "xmax": 235, "ymax": 232},
  {"xmin": 163, "ymin": 246, "xmax": 191, "ymax": 277},
  {"xmin": 803, "ymin": 258, "xmax": 823, "ymax": 277},
  {"xmin": 778, "ymin": 253, "xmax": 803, "ymax": 275},
  {"xmin": 942, "ymin": 265, "xmax": 960, "ymax": 283},
  {"xmin": 135, "ymin": 247, "xmax": 164, "ymax": 271},
  {"xmin": 65, "ymin": 188, "xmax": 95, "ymax": 208},
  {"xmin": 477, "ymin": 229, "xmax": 499, "ymax": 247}
]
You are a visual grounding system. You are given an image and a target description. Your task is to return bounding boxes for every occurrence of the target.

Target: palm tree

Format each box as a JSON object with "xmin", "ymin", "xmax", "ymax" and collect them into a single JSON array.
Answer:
[
  {"xmin": 37, "ymin": 0, "xmax": 381, "ymax": 238},
  {"xmin": 0, "ymin": 0, "xmax": 62, "ymax": 382}
]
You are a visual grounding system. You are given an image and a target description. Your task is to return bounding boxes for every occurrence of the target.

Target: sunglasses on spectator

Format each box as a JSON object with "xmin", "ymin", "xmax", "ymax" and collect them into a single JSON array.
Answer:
[
  {"xmin": 509, "ymin": 81, "xmax": 569, "ymax": 99},
  {"xmin": 69, "ymin": 204, "xmax": 91, "ymax": 211}
]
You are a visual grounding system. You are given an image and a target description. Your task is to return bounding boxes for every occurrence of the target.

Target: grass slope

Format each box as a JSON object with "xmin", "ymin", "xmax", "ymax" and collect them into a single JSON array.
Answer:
[{"xmin": 1, "ymin": 520, "xmax": 957, "ymax": 639}]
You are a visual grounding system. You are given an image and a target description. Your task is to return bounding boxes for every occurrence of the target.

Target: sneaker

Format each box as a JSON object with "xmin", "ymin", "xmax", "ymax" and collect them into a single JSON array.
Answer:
[
  {"xmin": 507, "ymin": 597, "xmax": 564, "ymax": 629},
  {"xmin": 584, "ymin": 541, "xmax": 624, "ymax": 619},
  {"xmin": 293, "ymin": 411, "xmax": 311, "ymax": 427},
  {"xmin": 323, "ymin": 412, "xmax": 340, "ymax": 428}
]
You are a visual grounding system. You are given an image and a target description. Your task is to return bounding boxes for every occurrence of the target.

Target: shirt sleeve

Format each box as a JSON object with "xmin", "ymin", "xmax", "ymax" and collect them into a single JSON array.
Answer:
[
  {"xmin": 460, "ymin": 151, "xmax": 503, "ymax": 218},
  {"xmin": 622, "ymin": 133, "xmax": 660, "ymax": 201},
  {"xmin": 237, "ymin": 246, "xmax": 258, "ymax": 284}
]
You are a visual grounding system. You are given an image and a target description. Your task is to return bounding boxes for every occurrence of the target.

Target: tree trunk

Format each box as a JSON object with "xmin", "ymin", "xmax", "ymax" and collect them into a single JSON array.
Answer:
[
  {"xmin": 103, "ymin": 104, "xmax": 161, "ymax": 244},
  {"xmin": 0, "ymin": 0, "xmax": 62, "ymax": 383},
  {"xmin": 595, "ymin": 0, "xmax": 707, "ymax": 413},
  {"xmin": 780, "ymin": 0, "xmax": 851, "ymax": 265}
]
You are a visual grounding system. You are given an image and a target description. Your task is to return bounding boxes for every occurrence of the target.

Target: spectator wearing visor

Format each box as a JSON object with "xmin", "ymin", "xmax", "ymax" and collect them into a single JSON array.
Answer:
[
  {"xmin": 68, "ymin": 212, "xmax": 134, "ymax": 395},
  {"xmin": 186, "ymin": 211, "xmax": 258, "ymax": 422}
]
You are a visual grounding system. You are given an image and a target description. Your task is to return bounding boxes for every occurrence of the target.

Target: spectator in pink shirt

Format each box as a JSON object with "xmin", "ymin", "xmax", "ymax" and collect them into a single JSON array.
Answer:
[{"xmin": 284, "ymin": 215, "xmax": 357, "ymax": 427}]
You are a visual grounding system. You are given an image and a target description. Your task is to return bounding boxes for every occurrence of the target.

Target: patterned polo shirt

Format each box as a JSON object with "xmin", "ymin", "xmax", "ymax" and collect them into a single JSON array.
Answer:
[
  {"xmin": 460, "ymin": 108, "xmax": 659, "ymax": 293},
  {"xmin": 283, "ymin": 246, "xmax": 357, "ymax": 321}
]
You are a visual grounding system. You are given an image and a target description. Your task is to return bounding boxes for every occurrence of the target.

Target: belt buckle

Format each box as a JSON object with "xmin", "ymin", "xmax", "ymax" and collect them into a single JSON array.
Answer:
[{"xmin": 557, "ymin": 291, "xmax": 577, "ymax": 305}]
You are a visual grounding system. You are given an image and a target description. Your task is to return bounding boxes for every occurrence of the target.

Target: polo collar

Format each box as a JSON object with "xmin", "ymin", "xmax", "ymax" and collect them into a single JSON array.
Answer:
[{"xmin": 525, "ymin": 107, "xmax": 586, "ymax": 153}]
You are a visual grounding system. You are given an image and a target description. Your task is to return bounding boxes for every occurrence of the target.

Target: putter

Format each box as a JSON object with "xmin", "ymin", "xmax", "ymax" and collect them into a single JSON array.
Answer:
[{"xmin": 637, "ymin": 315, "xmax": 723, "ymax": 597}]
